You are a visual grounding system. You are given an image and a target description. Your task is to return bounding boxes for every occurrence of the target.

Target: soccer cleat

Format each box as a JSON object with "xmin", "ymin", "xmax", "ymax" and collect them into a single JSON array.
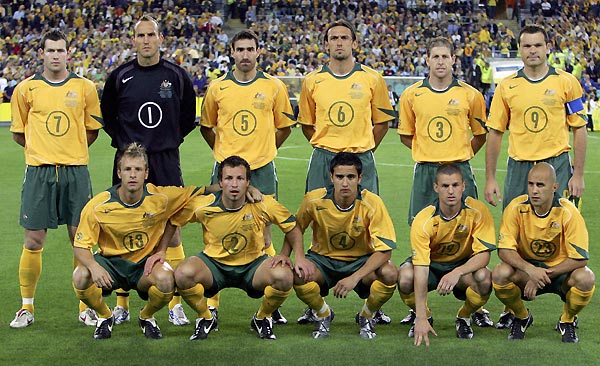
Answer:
[
  {"xmin": 297, "ymin": 307, "xmax": 318, "ymax": 324},
  {"xmin": 9, "ymin": 309, "xmax": 34, "ymax": 328},
  {"xmin": 112, "ymin": 306, "xmax": 130, "ymax": 325},
  {"xmin": 312, "ymin": 308, "xmax": 335, "ymax": 339},
  {"xmin": 456, "ymin": 317, "xmax": 474, "ymax": 339},
  {"xmin": 399, "ymin": 309, "xmax": 416, "ymax": 325},
  {"xmin": 168, "ymin": 304, "xmax": 190, "ymax": 326},
  {"xmin": 355, "ymin": 308, "xmax": 392, "ymax": 325},
  {"xmin": 358, "ymin": 315, "xmax": 377, "ymax": 339},
  {"xmin": 508, "ymin": 310, "xmax": 533, "ymax": 340},
  {"xmin": 139, "ymin": 317, "xmax": 163, "ymax": 339},
  {"xmin": 208, "ymin": 306, "xmax": 219, "ymax": 331},
  {"xmin": 408, "ymin": 315, "xmax": 434, "ymax": 338},
  {"xmin": 555, "ymin": 320, "xmax": 579, "ymax": 343},
  {"xmin": 79, "ymin": 308, "xmax": 98, "ymax": 326},
  {"xmin": 93, "ymin": 316, "xmax": 114, "ymax": 340},
  {"xmin": 272, "ymin": 307, "xmax": 288, "ymax": 325},
  {"xmin": 250, "ymin": 314, "xmax": 276, "ymax": 340},
  {"xmin": 495, "ymin": 311, "xmax": 515, "ymax": 329},
  {"xmin": 471, "ymin": 309, "xmax": 494, "ymax": 327},
  {"xmin": 190, "ymin": 316, "xmax": 218, "ymax": 341}
]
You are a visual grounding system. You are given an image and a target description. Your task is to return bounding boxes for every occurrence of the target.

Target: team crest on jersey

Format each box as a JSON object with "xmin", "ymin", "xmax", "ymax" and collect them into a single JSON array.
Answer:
[
  {"xmin": 159, "ymin": 80, "xmax": 173, "ymax": 98},
  {"xmin": 243, "ymin": 214, "xmax": 254, "ymax": 221},
  {"xmin": 550, "ymin": 221, "xmax": 561, "ymax": 230},
  {"xmin": 350, "ymin": 83, "xmax": 364, "ymax": 99},
  {"xmin": 252, "ymin": 93, "xmax": 266, "ymax": 110},
  {"xmin": 65, "ymin": 90, "xmax": 79, "ymax": 107},
  {"xmin": 544, "ymin": 89, "xmax": 556, "ymax": 96},
  {"xmin": 143, "ymin": 212, "xmax": 155, "ymax": 219}
]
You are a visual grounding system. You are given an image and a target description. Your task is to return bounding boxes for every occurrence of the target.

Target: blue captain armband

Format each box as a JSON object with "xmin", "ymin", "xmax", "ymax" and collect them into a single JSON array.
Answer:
[{"xmin": 566, "ymin": 98, "xmax": 584, "ymax": 115}]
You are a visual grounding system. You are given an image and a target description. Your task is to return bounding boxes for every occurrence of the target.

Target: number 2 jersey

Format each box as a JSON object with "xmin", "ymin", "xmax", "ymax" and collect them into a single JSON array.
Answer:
[
  {"xmin": 74, "ymin": 184, "xmax": 204, "ymax": 263},
  {"xmin": 295, "ymin": 186, "xmax": 396, "ymax": 261},
  {"xmin": 498, "ymin": 194, "xmax": 589, "ymax": 267},
  {"xmin": 10, "ymin": 72, "xmax": 103, "ymax": 166},
  {"xmin": 411, "ymin": 197, "xmax": 496, "ymax": 266}
]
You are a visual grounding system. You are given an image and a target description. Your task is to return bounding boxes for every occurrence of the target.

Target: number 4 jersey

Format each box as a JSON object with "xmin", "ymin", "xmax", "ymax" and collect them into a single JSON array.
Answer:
[
  {"xmin": 74, "ymin": 184, "xmax": 204, "ymax": 263},
  {"xmin": 10, "ymin": 72, "xmax": 103, "ymax": 166}
]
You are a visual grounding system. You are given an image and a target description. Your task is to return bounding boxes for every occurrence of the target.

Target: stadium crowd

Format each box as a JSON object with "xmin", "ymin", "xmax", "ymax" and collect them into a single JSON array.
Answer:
[{"xmin": 0, "ymin": 0, "xmax": 599, "ymax": 113}]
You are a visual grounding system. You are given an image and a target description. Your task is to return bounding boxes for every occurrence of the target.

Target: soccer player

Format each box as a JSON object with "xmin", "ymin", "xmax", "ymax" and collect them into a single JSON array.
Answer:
[
  {"xmin": 484, "ymin": 24, "xmax": 588, "ymax": 329},
  {"xmin": 485, "ymin": 24, "xmax": 587, "ymax": 210},
  {"xmin": 296, "ymin": 19, "xmax": 395, "ymax": 325},
  {"xmin": 173, "ymin": 156, "xmax": 302, "ymax": 341},
  {"xmin": 72, "ymin": 143, "xmax": 203, "ymax": 339},
  {"xmin": 491, "ymin": 163, "xmax": 595, "ymax": 343},
  {"xmin": 199, "ymin": 29, "xmax": 295, "ymax": 325},
  {"xmin": 101, "ymin": 15, "xmax": 197, "ymax": 326},
  {"xmin": 398, "ymin": 164, "xmax": 496, "ymax": 346},
  {"xmin": 396, "ymin": 36, "xmax": 492, "ymax": 328},
  {"xmin": 9, "ymin": 30, "xmax": 103, "ymax": 328},
  {"xmin": 283, "ymin": 152, "xmax": 398, "ymax": 339}
]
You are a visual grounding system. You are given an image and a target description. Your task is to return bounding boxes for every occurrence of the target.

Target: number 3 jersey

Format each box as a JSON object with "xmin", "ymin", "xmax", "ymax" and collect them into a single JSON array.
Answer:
[
  {"xmin": 171, "ymin": 193, "xmax": 297, "ymax": 266},
  {"xmin": 200, "ymin": 71, "xmax": 295, "ymax": 170},
  {"xmin": 411, "ymin": 197, "xmax": 496, "ymax": 266},
  {"xmin": 10, "ymin": 72, "xmax": 103, "ymax": 166},
  {"xmin": 74, "ymin": 184, "xmax": 204, "ymax": 263},
  {"xmin": 295, "ymin": 186, "xmax": 396, "ymax": 261},
  {"xmin": 498, "ymin": 194, "xmax": 589, "ymax": 267}
]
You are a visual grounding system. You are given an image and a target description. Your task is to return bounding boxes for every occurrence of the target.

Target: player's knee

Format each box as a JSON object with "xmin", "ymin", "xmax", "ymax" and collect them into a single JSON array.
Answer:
[
  {"xmin": 378, "ymin": 262, "xmax": 399, "ymax": 286},
  {"xmin": 174, "ymin": 261, "xmax": 197, "ymax": 289},
  {"xmin": 153, "ymin": 266, "xmax": 175, "ymax": 292},
  {"xmin": 473, "ymin": 267, "xmax": 493, "ymax": 294},
  {"xmin": 270, "ymin": 266, "xmax": 293, "ymax": 291},
  {"xmin": 72, "ymin": 265, "xmax": 92, "ymax": 289},
  {"xmin": 491, "ymin": 262, "xmax": 513, "ymax": 285},
  {"xmin": 397, "ymin": 264, "xmax": 414, "ymax": 293},
  {"xmin": 571, "ymin": 267, "xmax": 595, "ymax": 291}
]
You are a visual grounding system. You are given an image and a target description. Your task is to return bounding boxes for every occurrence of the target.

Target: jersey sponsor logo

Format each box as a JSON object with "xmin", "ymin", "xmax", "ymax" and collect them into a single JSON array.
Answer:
[
  {"xmin": 138, "ymin": 101, "xmax": 163, "ymax": 129},
  {"xmin": 122, "ymin": 231, "xmax": 150, "ymax": 252},
  {"xmin": 159, "ymin": 80, "xmax": 173, "ymax": 98},
  {"xmin": 330, "ymin": 232, "xmax": 356, "ymax": 250},
  {"xmin": 222, "ymin": 232, "xmax": 248, "ymax": 255},
  {"xmin": 529, "ymin": 239, "xmax": 557, "ymax": 258},
  {"xmin": 122, "ymin": 76, "xmax": 134, "ymax": 84}
]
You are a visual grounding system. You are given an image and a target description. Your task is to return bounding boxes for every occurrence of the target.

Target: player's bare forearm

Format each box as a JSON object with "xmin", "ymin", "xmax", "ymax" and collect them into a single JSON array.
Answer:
[
  {"xmin": 471, "ymin": 133, "xmax": 487, "ymax": 155},
  {"xmin": 74, "ymin": 246, "xmax": 97, "ymax": 268},
  {"xmin": 372, "ymin": 122, "xmax": 389, "ymax": 152},
  {"xmin": 400, "ymin": 134, "xmax": 413, "ymax": 149},
  {"xmin": 12, "ymin": 132, "xmax": 25, "ymax": 147},
  {"xmin": 413, "ymin": 265, "xmax": 430, "ymax": 319},
  {"xmin": 156, "ymin": 222, "xmax": 176, "ymax": 254},
  {"xmin": 282, "ymin": 225, "xmax": 304, "ymax": 258},
  {"xmin": 200, "ymin": 126, "xmax": 216, "ymax": 149},
  {"xmin": 546, "ymin": 258, "xmax": 588, "ymax": 279},
  {"xmin": 570, "ymin": 126, "xmax": 587, "ymax": 197},
  {"xmin": 351, "ymin": 251, "xmax": 391, "ymax": 283},
  {"xmin": 498, "ymin": 248, "xmax": 550, "ymax": 285},
  {"xmin": 86, "ymin": 129, "xmax": 99, "ymax": 146},
  {"xmin": 456, "ymin": 251, "xmax": 491, "ymax": 277},
  {"xmin": 275, "ymin": 126, "xmax": 292, "ymax": 148},
  {"xmin": 301, "ymin": 124, "xmax": 315, "ymax": 141},
  {"xmin": 485, "ymin": 129, "xmax": 503, "ymax": 180}
]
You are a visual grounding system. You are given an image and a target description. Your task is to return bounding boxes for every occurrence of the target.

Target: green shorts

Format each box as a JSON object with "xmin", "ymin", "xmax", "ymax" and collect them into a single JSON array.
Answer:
[
  {"xmin": 408, "ymin": 161, "xmax": 477, "ymax": 225},
  {"xmin": 211, "ymin": 160, "xmax": 278, "ymax": 198},
  {"xmin": 94, "ymin": 254, "xmax": 149, "ymax": 300},
  {"xmin": 523, "ymin": 260, "xmax": 569, "ymax": 302},
  {"xmin": 195, "ymin": 252, "xmax": 268, "ymax": 299},
  {"xmin": 403, "ymin": 256, "xmax": 469, "ymax": 300},
  {"xmin": 20, "ymin": 165, "xmax": 93, "ymax": 230},
  {"xmin": 503, "ymin": 152, "xmax": 576, "ymax": 210},
  {"xmin": 306, "ymin": 147, "xmax": 379, "ymax": 194},
  {"xmin": 305, "ymin": 251, "xmax": 372, "ymax": 299}
]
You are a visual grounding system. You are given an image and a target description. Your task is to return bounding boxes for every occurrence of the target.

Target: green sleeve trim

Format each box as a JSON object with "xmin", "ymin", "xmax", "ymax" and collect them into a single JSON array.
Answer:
[{"xmin": 377, "ymin": 236, "xmax": 397, "ymax": 249}]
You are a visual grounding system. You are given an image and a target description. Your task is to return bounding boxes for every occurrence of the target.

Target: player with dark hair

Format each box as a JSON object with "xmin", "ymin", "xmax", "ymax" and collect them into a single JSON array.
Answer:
[
  {"xmin": 398, "ymin": 164, "xmax": 496, "ymax": 346},
  {"xmin": 173, "ymin": 156, "xmax": 302, "ymax": 341},
  {"xmin": 10, "ymin": 29, "xmax": 103, "ymax": 328},
  {"xmin": 492, "ymin": 163, "xmax": 594, "ymax": 343},
  {"xmin": 296, "ymin": 19, "xmax": 395, "ymax": 325},
  {"xmin": 101, "ymin": 14, "xmax": 197, "ymax": 326},
  {"xmin": 284, "ymin": 152, "xmax": 397, "ymax": 339}
]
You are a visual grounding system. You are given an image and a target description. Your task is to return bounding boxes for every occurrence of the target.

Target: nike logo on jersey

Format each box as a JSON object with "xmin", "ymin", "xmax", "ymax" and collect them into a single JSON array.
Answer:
[
  {"xmin": 315, "ymin": 80, "xmax": 323, "ymax": 84},
  {"xmin": 122, "ymin": 76, "xmax": 134, "ymax": 84},
  {"xmin": 28, "ymin": 87, "xmax": 38, "ymax": 91},
  {"xmin": 415, "ymin": 92, "xmax": 425, "ymax": 96},
  {"xmin": 316, "ymin": 206, "xmax": 327, "ymax": 211},
  {"xmin": 220, "ymin": 86, "xmax": 229, "ymax": 90},
  {"xmin": 509, "ymin": 85, "xmax": 518, "ymax": 89}
]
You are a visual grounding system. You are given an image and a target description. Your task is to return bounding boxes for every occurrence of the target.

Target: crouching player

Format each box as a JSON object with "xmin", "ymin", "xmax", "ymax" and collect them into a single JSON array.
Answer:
[
  {"xmin": 282, "ymin": 152, "xmax": 398, "ymax": 339},
  {"xmin": 173, "ymin": 156, "xmax": 302, "ymax": 341},
  {"xmin": 492, "ymin": 163, "xmax": 595, "ymax": 343},
  {"xmin": 398, "ymin": 164, "xmax": 496, "ymax": 346},
  {"xmin": 72, "ymin": 143, "xmax": 207, "ymax": 339}
]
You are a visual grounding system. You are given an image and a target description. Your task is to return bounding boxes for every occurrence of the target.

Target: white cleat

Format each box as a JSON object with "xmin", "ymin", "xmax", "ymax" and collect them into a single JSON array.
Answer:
[
  {"xmin": 112, "ymin": 306, "xmax": 131, "ymax": 325},
  {"xmin": 168, "ymin": 304, "xmax": 190, "ymax": 326},
  {"xmin": 79, "ymin": 308, "xmax": 99, "ymax": 326},
  {"xmin": 10, "ymin": 309, "xmax": 35, "ymax": 328}
]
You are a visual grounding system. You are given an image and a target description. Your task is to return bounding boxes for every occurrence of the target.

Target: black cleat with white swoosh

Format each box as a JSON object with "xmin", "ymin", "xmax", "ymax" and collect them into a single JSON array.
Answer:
[
  {"xmin": 556, "ymin": 320, "xmax": 579, "ymax": 343},
  {"xmin": 508, "ymin": 310, "xmax": 533, "ymax": 340},
  {"xmin": 190, "ymin": 316, "xmax": 217, "ymax": 341},
  {"xmin": 251, "ymin": 313, "xmax": 276, "ymax": 340}
]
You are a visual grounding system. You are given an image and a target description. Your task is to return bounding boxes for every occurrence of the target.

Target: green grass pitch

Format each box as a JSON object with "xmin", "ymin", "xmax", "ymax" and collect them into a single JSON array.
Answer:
[{"xmin": 0, "ymin": 127, "xmax": 598, "ymax": 365}]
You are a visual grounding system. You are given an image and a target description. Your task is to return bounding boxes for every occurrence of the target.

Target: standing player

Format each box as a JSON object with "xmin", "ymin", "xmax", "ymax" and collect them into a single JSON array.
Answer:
[
  {"xmin": 492, "ymin": 163, "xmax": 594, "ymax": 343},
  {"xmin": 9, "ymin": 30, "xmax": 103, "ymax": 328},
  {"xmin": 101, "ymin": 15, "xmax": 197, "ymax": 326},
  {"xmin": 484, "ymin": 25, "xmax": 588, "ymax": 329},
  {"xmin": 296, "ymin": 19, "xmax": 395, "ymax": 325},
  {"xmin": 173, "ymin": 156, "xmax": 302, "ymax": 341},
  {"xmin": 284, "ymin": 152, "xmax": 397, "ymax": 339},
  {"xmin": 398, "ymin": 164, "xmax": 496, "ymax": 346},
  {"xmin": 199, "ymin": 29, "xmax": 295, "ymax": 325},
  {"xmin": 72, "ymin": 143, "xmax": 204, "ymax": 339}
]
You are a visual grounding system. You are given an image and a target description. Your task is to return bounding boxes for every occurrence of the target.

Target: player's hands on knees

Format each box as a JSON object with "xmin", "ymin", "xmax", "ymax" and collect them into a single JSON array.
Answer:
[
  {"xmin": 271, "ymin": 254, "xmax": 293, "ymax": 269},
  {"xmin": 525, "ymin": 266, "xmax": 551, "ymax": 289},
  {"xmin": 414, "ymin": 317, "xmax": 437, "ymax": 347},
  {"xmin": 333, "ymin": 276, "xmax": 359, "ymax": 298},
  {"xmin": 523, "ymin": 279, "xmax": 539, "ymax": 300},
  {"xmin": 484, "ymin": 179, "xmax": 502, "ymax": 207},
  {"xmin": 144, "ymin": 251, "xmax": 166, "ymax": 276},
  {"xmin": 294, "ymin": 257, "xmax": 317, "ymax": 283},
  {"xmin": 89, "ymin": 263, "xmax": 114, "ymax": 290},
  {"xmin": 436, "ymin": 271, "xmax": 461, "ymax": 295}
]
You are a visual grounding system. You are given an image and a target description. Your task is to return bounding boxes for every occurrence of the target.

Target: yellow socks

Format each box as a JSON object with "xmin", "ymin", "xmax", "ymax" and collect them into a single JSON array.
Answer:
[
  {"xmin": 207, "ymin": 291, "xmax": 220, "ymax": 309},
  {"xmin": 140, "ymin": 286, "xmax": 174, "ymax": 319},
  {"xmin": 19, "ymin": 247, "xmax": 43, "ymax": 313},
  {"xmin": 458, "ymin": 286, "xmax": 489, "ymax": 318},
  {"xmin": 73, "ymin": 284, "xmax": 111, "ymax": 318},
  {"xmin": 294, "ymin": 282, "xmax": 328, "ymax": 316},
  {"xmin": 257, "ymin": 286, "xmax": 292, "ymax": 319},
  {"xmin": 561, "ymin": 285, "xmax": 595, "ymax": 322},
  {"xmin": 493, "ymin": 281, "xmax": 528, "ymax": 319},
  {"xmin": 166, "ymin": 245, "xmax": 185, "ymax": 310},
  {"xmin": 361, "ymin": 280, "xmax": 396, "ymax": 318},
  {"xmin": 179, "ymin": 284, "xmax": 211, "ymax": 319}
]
